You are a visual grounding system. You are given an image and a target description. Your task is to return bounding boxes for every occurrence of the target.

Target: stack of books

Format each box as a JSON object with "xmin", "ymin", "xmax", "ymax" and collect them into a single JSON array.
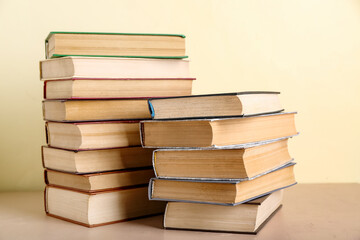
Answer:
[
  {"xmin": 141, "ymin": 92, "xmax": 298, "ymax": 234},
  {"xmin": 39, "ymin": 32, "xmax": 195, "ymax": 227}
]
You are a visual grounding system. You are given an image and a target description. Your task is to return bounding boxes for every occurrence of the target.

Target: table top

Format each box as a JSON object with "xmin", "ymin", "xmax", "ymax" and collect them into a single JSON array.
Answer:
[{"xmin": 0, "ymin": 184, "xmax": 359, "ymax": 240}]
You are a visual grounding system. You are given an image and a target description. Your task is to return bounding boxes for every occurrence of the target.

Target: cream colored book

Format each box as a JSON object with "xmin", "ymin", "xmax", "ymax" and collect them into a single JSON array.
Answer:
[
  {"xmin": 40, "ymin": 57, "xmax": 190, "ymax": 80},
  {"xmin": 45, "ymin": 185, "xmax": 165, "ymax": 227},
  {"xmin": 149, "ymin": 163, "xmax": 296, "ymax": 205},
  {"xmin": 44, "ymin": 78, "xmax": 194, "ymax": 99},
  {"xmin": 45, "ymin": 32, "xmax": 186, "ymax": 59},
  {"xmin": 42, "ymin": 146, "xmax": 153, "ymax": 174},
  {"xmin": 164, "ymin": 190, "xmax": 283, "ymax": 234},
  {"xmin": 45, "ymin": 168, "xmax": 154, "ymax": 192},
  {"xmin": 148, "ymin": 92, "xmax": 283, "ymax": 119},
  {"xmin": 46, "ymin": 121, "xmax": 141, "ymax": 150},
  {"xmin": 141, "ymin": 112, "xmax": 297, "ymax": 148},
  {"xmin": 153, "ymin": 138, "xmax": 292, "ymax": 180},
  {"xmin": 43, "ymin": 99, "xmax": 152, "ymax": 122}
]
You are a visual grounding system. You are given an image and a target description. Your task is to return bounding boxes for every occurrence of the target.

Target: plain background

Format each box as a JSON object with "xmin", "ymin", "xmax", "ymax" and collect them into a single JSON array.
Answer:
[{"xmin": 0, "ymin": 0, "xmax": 359, "ymax": 191}]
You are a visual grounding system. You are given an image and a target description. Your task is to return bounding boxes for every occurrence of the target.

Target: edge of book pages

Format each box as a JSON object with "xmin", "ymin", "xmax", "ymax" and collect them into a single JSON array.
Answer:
[
  {"xmin": 45, "ymin": 32, "xmax": 187, "ymax": 59},
  {"xmin": 152, "ymin": 133, "xmax": 296, "ymax": 152},
  {"xmin": 140, "ymin": 112, "xmax": 298, "ymax": 148},
  {"xmin": 44, "ymin": 185, "xmax": 165, "ymax": 227},
  {"xmin": 148, "ymin": 162, "xmax": 297, "ymax": 206},
  {"xmin": 43, "ymin": 167, "xmax": 153, "ymax": 193},
  {"xmin": 163, "ymin": 204, "xmax": 283, "ymax": 235},
  {"xmin": 150, "ymin": 162, "xmax": 295, "ymax": 184},
  {"xmin": 43, "ymin": 78, "xmax": 196, "ymax": 99},
  {"xmin": 151, "ymin": 135, "xmax": 297, "ymax": 179},
  {"xmin": 45, "ymin": 212, "xmax": 163, "ymax": 228},
  {"xmin": 40, "ymin": 57, "xmax": 192, "ymax": 81},
  {"xmin": 153, "ymin": 159, "xmax": 295, "ymax": 181},
  {"xmin": 147, "ymin": 92, "xmax": 282, "ymax": 120}
]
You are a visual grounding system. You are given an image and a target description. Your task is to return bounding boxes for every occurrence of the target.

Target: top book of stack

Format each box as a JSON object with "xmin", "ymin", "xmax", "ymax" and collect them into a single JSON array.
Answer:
[{"xmin": 45, "ymin": 32, "xmax": 187, "ymax": 59}]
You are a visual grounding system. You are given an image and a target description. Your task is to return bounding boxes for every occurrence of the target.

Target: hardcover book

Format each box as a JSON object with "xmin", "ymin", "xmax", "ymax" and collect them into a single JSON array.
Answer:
[
  {"xmin": 45, "ymin": 168, "xmax": 154, "ymax": 192},
  {"xmin": 153, "ymin": 138, "xmax": 293, "ymax": 180},
  {"xmin": 148, "ymin": 91, "xmax": 283, "ymax": 119},
  {"xmin": 164, "ymin": 190, "xmax": 283, "ymax": 234},
  {"xmin": 40, "ymin": 57, "xmax": 190, "ymax": 80},
  {"xmin": 42, "ymin": 146, "xmax": 153, "ymax": 174},
  {"xmin": 43, "ymin": 99, "xmax": 152, "ymax": 122},
  {"xmin": 43, "ymin": 78, "xmax": 194, "ymax": 99},
  {"xmin": 45, "ymin": 185, "xmax": 166, "ymax": 227},
  {"xmin": 149, "ymin": 162, "xmax": 296, "ymax": 205},
  {"xmin": 141, "ymin": 112, "xmax": 297, "ymax": 148},
  {"xmin": 45, "ymin": 32, "xmax": 187, "ymax": 59},
  {"xmin": 46, "ymin": 121, "xmax": 141, "ymax": 150}
]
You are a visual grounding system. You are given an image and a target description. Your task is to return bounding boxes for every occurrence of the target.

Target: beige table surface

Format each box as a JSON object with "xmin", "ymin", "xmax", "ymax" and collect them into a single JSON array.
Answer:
[{"xmin": 0, "ymin": 184, "xmax": 359, "ymax": 240}]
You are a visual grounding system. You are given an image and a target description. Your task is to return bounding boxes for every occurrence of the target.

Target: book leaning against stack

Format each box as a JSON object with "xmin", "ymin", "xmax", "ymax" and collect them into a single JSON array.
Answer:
[
  {"xmin": 40, "ymin": 32, "xmax": 195, "ymax": 227},
  {"xmin": 141, "ymin": 92, "xmax": 298, "ymax": 234}
]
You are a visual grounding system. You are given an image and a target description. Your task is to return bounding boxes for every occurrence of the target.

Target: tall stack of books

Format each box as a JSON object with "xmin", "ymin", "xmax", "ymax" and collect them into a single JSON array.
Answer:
[
  {"xmin": 39, "ymin": 32, "xmax": 195, "ymax": 227},
  {"xmin": 141, "ymin": 92, "xmax": 298, "ymax": 234}
]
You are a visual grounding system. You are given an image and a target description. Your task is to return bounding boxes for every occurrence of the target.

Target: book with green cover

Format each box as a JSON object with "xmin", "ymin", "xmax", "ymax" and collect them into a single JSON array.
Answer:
[{"xmin": 45, "ymin": 32, "xmax": 187, "ymax": 59}]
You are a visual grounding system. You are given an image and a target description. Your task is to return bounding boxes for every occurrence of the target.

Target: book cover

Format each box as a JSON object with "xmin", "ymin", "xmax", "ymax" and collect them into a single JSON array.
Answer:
[{"xmin": 148, "ymin": 162, "xmax": 297, "ymax": 206}]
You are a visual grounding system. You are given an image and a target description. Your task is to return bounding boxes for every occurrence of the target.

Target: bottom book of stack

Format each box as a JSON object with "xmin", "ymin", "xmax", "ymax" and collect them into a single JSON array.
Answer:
[
  {"xmin": 164, "ymin": 190, "xmax": 283, "ymax": 234},
  {"xmin": 45, "ymin": 185, "xmax": 165, "ymax": 227}
]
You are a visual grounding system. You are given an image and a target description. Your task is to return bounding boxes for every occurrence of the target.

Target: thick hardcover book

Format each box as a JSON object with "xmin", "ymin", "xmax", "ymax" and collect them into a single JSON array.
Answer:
[
  {"xmin": 40, "ymin": 57, "xmax": 190, "ymax": 80},
  {"xmin": 141, "ymin": 112, "xmax": 298, "ymax": 148},
  {"xmin": 164, "ymin": 190, "xmax": 283, "ymax": 234},
  {"xmin": 44, "ymin": 185, "xmax": 165, "ymax": 227},
  {"xmin": 41, "ymin": 146, "xmax": 153, "ymax": 174},
  {"xmin": 45, "ymin": 121, "xmax": 141, "ymax": 150},
  {"xmin": 45, "ymin": 32, "xmax": 187, "ymax": 59},
  {"xmin": 44, "ymin": 168, "xmax": 154, "ymax": 193},
  {"xmin": 42, "ymin": 99, "xmax": 152, "ymax": 122},
  {"xmin": 152, "ymin": 138, "xmax": 294, "ymax": 180},
  {"xmin": 148, "ymin": 162, "xmax": 296, "ymax": 206},
  {"xmin": 43, "ymin": 78, "xmax": 195, "ymax": 99},
  {"xmin": 148, "ymin": 91, "xmax": 283, "ymax": 119}
]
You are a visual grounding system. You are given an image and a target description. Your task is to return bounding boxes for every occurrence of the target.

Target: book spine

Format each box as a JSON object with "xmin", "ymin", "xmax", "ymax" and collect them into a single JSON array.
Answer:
[
  {"xmin": 148, "ymin": 178, "xmax": 155, "ymax": 200},
  {"xmin": 148, "ymin": 100, "xmax": 155, "ymax": 118},
  {"xmin": 152, "ymin": 150, "xmax": 158, "ymax": 178}
]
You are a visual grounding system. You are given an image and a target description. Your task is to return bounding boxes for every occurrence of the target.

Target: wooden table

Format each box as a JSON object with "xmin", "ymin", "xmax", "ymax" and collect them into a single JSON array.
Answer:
[{"xmin": 0, "ymin": 184, "xmax": 359, "ymax": 239}]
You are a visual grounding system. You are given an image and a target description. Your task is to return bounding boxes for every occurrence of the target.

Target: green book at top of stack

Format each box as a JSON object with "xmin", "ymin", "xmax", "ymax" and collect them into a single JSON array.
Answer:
[{"xmin": 45, "ymin": 32, "xmax": 187, "ymax": 59}]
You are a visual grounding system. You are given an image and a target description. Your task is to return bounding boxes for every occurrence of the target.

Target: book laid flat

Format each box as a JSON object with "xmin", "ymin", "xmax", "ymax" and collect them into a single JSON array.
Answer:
[
  {"xmin": 40, "ymin": 57, "xmax": 190, "ymax": 80},
  {"xmin": 46, "ymin": 121, "xmax": 141, "ymax": 150},
  {"xmin": 45, "ymin": 32, "xmax": 186, "ymax": 59},
  {"xmin": 141, "ymin": 112, "xmax": 297, "ymax": 148},
  {"xmin": 45, "ymin": 168, "xmax": 154, "ymax": 192},
  {"xmin": 42, "ymin": 146, "xmax": 153, "ymax": 174},
  {"xmin": 164, "ymin": 190, "xmax": 283, "ymax": 234},
  {"xmin": 149, "ymin": 92, "xmax": 283, "ymax": 119},
  {"xmin": 43, "ymin": 78, "xmax": 194, "ymax": 99},
  {"xmin": 149, "ymin": 162, "xmax": 296, "ymax": 205},
  {"xmin": 43, "ymin": 99, "xmax": 152, "ymax": 122},
  {"xmin": 153, "ymin": 138, "xmax": 292, "ymax": 180},
  {"xmin": 45, "ymin": 185, "xmax": 166, "ymax": 227}
]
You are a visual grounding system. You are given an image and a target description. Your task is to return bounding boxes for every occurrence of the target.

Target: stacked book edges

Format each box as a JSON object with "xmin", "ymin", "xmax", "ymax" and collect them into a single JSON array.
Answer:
[{"xmin": 41, "ymin": 32, "xmax": 192, "ymax": 228}]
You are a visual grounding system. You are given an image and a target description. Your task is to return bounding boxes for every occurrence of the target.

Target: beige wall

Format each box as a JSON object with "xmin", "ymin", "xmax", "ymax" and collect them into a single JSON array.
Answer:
[{"xmin": 0, "ymin": 0, "xmax": 359, "ymax": 191}]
